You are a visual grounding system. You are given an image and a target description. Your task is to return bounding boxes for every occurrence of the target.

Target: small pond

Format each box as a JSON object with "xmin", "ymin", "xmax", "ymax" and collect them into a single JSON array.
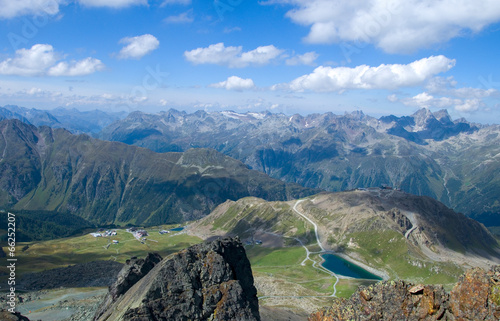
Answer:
[
  {"xmin": 170, "ymin": 227, "xmax": 184, "ymax": 232},
  {"xmin": 321, "ymin": 254, "xmax": 382, "ymax": 280}
]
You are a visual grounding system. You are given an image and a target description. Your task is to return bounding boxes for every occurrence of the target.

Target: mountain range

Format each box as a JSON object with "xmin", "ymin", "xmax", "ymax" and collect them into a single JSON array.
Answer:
[
  {"xmin": 97, "ymin": 108, "xmax": 500, "ymax": 227},
  {"xmin": 0, "ymin": 105, "xmax": 126, "ymax": 134},
  {"xmin": 1, "ymin": 105, "xmax": 498, "ymax": 228},
  {"xmin": 0, "ymin": 119, "xmax": 316, "ymax": 226}
]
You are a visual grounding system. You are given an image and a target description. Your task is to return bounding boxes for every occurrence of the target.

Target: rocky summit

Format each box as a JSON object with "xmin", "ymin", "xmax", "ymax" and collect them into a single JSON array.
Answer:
[
  {"xmin": 309, "ymin": 266, "xmax": 500, "ymax": 320},
  {"xmin": 94, "ymin": 237, "xmax": 260, "ymax": 321}
]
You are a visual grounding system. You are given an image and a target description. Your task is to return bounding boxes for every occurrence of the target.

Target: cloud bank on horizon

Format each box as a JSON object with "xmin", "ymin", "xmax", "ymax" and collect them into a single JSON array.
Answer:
[{"xmin": 0, "ymin": 0, "xmax": 499, "ymax": 123}]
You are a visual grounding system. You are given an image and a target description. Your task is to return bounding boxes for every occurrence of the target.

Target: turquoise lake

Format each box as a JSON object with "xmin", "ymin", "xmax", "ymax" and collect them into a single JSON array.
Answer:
[{"xmin": 321, "ymin": 254, "xmax": 382, "ymax": 280}]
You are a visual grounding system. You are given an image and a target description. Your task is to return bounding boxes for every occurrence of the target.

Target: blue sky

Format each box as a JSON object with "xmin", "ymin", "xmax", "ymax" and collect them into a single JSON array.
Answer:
[{"xmin": 0, "ymin": 0, "xmax": 499, "ymax": 123}]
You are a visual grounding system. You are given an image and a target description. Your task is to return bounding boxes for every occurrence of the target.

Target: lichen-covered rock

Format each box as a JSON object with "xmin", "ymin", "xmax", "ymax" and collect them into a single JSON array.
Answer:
[
  {"xmin": 309, "ymin": 266, "xmax": 500, "ymax": 321},
  {"xmin": 309, "ymin": 280, "xmax": 448, "ymax": 320},
  {"xmin": 95, "ymin": 237, "xmax": 260, "ymax": 321},
  {"xmin": 449, "ymin": 266, "xmax": 500, "ymax": 320}
]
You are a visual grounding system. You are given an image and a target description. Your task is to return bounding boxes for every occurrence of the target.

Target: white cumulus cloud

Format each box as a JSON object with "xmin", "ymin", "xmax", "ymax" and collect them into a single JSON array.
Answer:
[
  {"xmin": 118, "ymin": 34, "xmax": 160, "ymax": 59},
  {"xmin": 455, "ymin": 99, "xmax": 482, "ymax": 112},
  {"xmin": 285, "ymin": 52, "xmax": 319, "ymax": 66},
  {"xmin": 48, "ymin": 57, "xmax": 105, "ymax": 76},
  {"xmin": 0, "ymin": 0, "xmax": 61, "ymax": 19},
  {"xmin": 264, "ymin": 0, "xmax": 500, "ymax": 53},
  {"xmin": 275, "ymin": 55, "xmax": 455, "ymax": 92},
  {"xmin": 209, "ymin": 76, "xmax": 255, "ymax": 91},
  {"xmin": 402, "ymin": 92, "xmax": 459, "ymax": 109},
  {"xmin": 184, "ymin": 43, "xmax": 283, "ymax": 68},
  {"xmin": 0, "ymin": 44, "xmax": 104, "ymax": 77},
  {"xmin": 0, "ymin": 44, "xmax": 58, "ymax": 76},
  {"xmin": 78, "ymin": 0, "xmax": 147, "ymax": 8},
  {"xmin": 240, "ymin": 45, "xmax": 283, "ymax": 65}
]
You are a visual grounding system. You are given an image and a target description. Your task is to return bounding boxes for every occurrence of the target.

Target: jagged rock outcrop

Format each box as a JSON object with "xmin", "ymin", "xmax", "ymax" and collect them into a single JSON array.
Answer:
[
  {"xmin": 94, "ymin": 253, "xmax": 162, "ymax": 320},
  {"xmin": 309, "ymin": 266, "xmax": 500, "ymax": 320},
  {"xmin": 94, "ymin": 237, "xmax": 260, "ymax": 321},
  {"xmin": 385, "ymin": 208, "xmax": 413, "ymax": 233}
]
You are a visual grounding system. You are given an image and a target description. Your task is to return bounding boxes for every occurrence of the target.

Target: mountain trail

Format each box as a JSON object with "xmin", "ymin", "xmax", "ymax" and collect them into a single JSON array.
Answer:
[
  {"xmin": 293, "ymin": 200, "xmax": 325, "ymax": 252},
  {"xmin": 403, "ymin": 211, "xmax": 418, "ymax": 239},
  {"xmin": 291, "ymin": 200, "xmax": 338, "ymax": 297}
]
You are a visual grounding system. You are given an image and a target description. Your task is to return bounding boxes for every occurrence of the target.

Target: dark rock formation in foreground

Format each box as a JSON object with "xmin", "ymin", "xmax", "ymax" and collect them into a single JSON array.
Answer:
[
  {"xmin": 94, "ymin": 237, "xmax": 260, "ymax": 321},
  {"xmin": 0, "ymin": 309, "xmax": 30, "ymax": 321},
  {"xmin": 18, "ymin": 260, "xmax": 124, "ymax": 291},
  {"xmin": 94, "ymin": 253, "xmax": 163, "ymax": 320},
  {"xmin": 310, "ymin": 266, "xmax": 500, "ymax": 320}
]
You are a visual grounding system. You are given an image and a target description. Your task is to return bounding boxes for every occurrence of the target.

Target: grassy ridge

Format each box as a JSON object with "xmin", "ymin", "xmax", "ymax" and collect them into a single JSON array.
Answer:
[
  {"xmin": 204, "ymin": 198, "xmax": 316, "ymax": 245},
  {"xmin": 346, "ymin": 230, "xmax": 463, "ymax": 284}
]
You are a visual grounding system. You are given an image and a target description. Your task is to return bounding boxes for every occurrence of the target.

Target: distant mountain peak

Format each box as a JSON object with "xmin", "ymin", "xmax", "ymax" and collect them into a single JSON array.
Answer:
[
  {"xmin": 412, "ymin": 108, "xmax": 436, "ymax": 128},
  {"xmin": 433, "ymin": 109, "xmax": 453, "ymax": 125},
  {"xmin": 379, "ymin": 108, "xmax": 478, "ymax": 143},
  {"xmin": 345, "ymin": 110, "xmax": 367, "ymax": 121}
]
